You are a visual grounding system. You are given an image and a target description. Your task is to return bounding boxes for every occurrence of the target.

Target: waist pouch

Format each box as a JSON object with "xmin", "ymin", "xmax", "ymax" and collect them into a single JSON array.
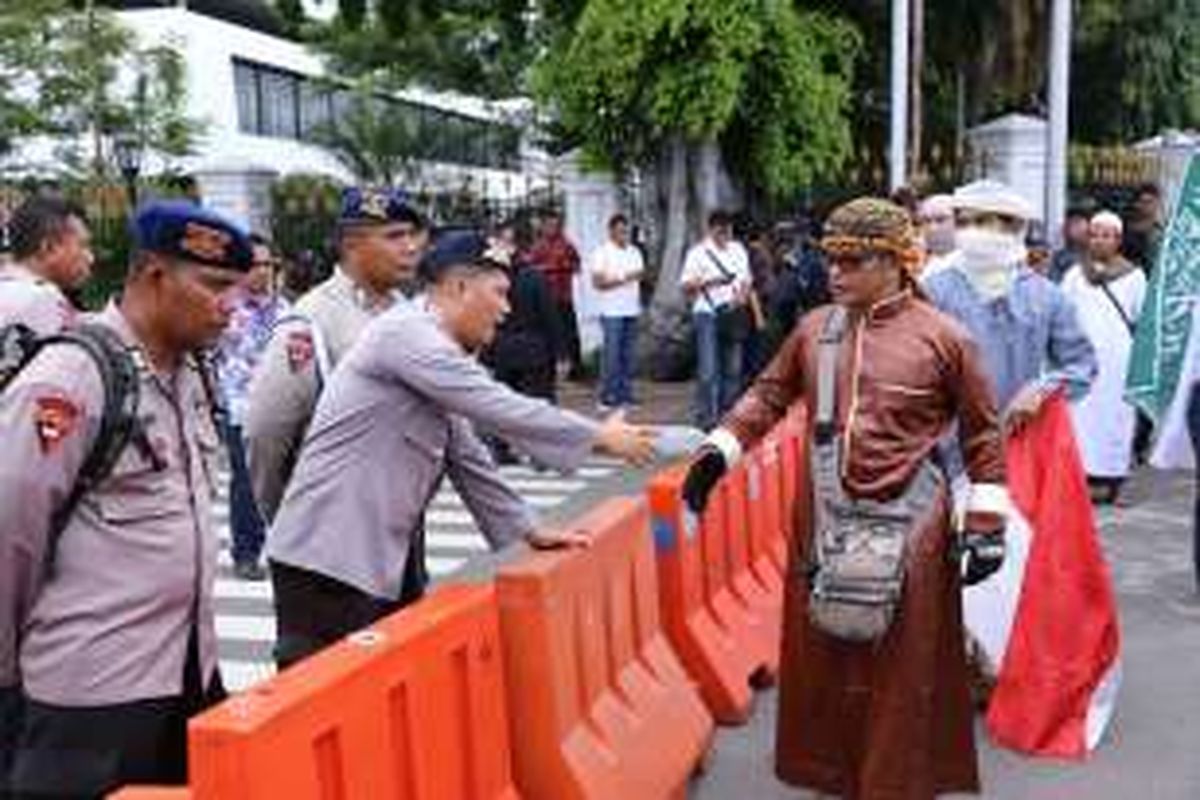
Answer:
[{"xmin": 807, "ymin": 459, "xmax": 940, "ymax": 643}]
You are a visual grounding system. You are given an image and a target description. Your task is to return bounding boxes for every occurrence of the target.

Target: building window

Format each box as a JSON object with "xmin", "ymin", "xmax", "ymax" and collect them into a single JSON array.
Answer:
[
  {"xmin": 230, "ymin": 57, "xmax": 521, "ymax": 171},
  {"xmin": 234, "ymin": 60, "xmax": 259, "ymax": 134},
  {"xmin": 300, "ymin": 82, "xmax": 332, "ymax": 139},
  {"xmin": 260, "ymin": 69, "xmax": 299, "ymax": 138}
]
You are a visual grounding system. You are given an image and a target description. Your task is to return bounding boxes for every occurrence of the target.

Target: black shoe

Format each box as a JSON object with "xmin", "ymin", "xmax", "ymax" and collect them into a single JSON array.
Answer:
[{"xmin": 234, "ymin": 561, "xmax": 267, "ymax": 581}]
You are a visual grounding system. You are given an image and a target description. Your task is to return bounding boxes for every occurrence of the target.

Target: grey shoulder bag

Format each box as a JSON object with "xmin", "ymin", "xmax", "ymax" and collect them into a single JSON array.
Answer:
[{"xmin": 807, "ymin": 308, "xmax": 942, "ymax": 643}]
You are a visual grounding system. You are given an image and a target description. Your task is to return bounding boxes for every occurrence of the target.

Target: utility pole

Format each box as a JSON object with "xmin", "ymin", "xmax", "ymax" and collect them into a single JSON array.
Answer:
[
  {"xmin": 889, "ymin": 0, "xmax": 911, "ymax": 192},
  {"xmin": 1046, "ymin": 0, "xmax": 1072, "ymax": 244},
  {"xmin": 910, "ymin": 0, "xmax": 924, "ymax": 180}
]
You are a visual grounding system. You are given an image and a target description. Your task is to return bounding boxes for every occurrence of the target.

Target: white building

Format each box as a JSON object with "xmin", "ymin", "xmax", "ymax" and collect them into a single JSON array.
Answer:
[{"xmin": 5, "ymin": 1, "xmax": 552, "ymax": 231}]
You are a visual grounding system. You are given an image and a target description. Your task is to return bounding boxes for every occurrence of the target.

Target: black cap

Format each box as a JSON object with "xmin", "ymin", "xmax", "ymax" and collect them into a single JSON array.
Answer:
[
  {"xmin": 418, "ymin": 230, "xmax": 513, "ymax": 283},
  {"xmin": 132, "ymin": 201, "xmax": 253, "ymax": 271}
]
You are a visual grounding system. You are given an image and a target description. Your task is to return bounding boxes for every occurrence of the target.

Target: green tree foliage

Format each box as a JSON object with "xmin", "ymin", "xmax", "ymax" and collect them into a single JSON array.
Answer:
[
  {"xmin": 275, "ymin": 0, "xmax": 306, "ymax": 37},
  {"xmin": 1073, "ymin": 0, "xmax": 1200, "ymax": 143},
  {"xmin": 536, "ymin": 0, "xmax": 860, "ymax": 200},
  {"xmin": 319, "ymin": 0, "xmax": 547, "ymax": 98},
  {"xmin": 338, "ymin": 0, "xmax": 367, "ymax": 31},
  {"xmin": 0, "ymin": 0, "xmax": 202, "ymax": 174},
  {"xmin": 307, "ymin": 79, "xmax": 421, "ymax": 185}
]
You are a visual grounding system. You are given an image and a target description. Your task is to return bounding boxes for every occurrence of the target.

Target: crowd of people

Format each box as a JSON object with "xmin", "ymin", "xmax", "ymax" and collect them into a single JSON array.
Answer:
[{"xmin": 0, "ymin": 171, "xmax": 1185, "ymax": 799}]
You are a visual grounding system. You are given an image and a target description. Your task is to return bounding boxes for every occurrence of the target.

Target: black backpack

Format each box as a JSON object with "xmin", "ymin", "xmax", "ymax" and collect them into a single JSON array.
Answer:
[{"xmin": 0, "ymin": 322, "xmax": 142, "ymax": 577}]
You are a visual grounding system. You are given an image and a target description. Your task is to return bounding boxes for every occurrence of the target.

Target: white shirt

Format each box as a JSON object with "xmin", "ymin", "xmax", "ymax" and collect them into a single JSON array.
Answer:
[
  {"xmin": 589, "ymin": 240, "xmax": 644, "ymax": 318},
  {"xmin": 680, "ymin": 238, "xmax": 751, "ymax": 315}
]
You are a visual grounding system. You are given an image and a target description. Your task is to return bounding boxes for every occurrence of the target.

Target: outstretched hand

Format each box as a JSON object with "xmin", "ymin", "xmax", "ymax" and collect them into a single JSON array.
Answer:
[
  {"xmin": 526, "ymin": 527, "xmax": 593, "ymax": 550},
  {"xmin": 594, "ymin": 410, "xmax": 657, "ymax": 466}
]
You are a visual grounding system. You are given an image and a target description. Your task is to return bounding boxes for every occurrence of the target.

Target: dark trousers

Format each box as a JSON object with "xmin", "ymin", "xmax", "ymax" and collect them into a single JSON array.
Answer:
[
  {"xmin": 491, "ymin": 360, "xmax": 557, "ymax": 464},
  {"xmin": 225, "ymin": 423, "xmax": 265, "ymax": 566},
  {"xmin": 270, "ymin": 557, "xmax": 425, "ymax": 671},
  {"xmin": 599, "ymin": 316, "xmax": 638, "ymax": 407},
  {"xmin": 4, "ymin": 630, "xmax": 223, "ymax": 799},
  {"xmin": 694, "ymin": 313, "xmax": 745, "ymax": 430},
  {"xmin": 1188, "ymin": 383, "xmax": 1200, "ymax": 589},
  {"xmin": 1, "ymin": 686, "xmax": 20, "ymax": 799},
  {"xmin": 494, "ymin": 360, "xmax": 556, "ymax": 404},
  {"xmin": 555, "ymin": 299, "xmax": 583, "ymax": 376}
]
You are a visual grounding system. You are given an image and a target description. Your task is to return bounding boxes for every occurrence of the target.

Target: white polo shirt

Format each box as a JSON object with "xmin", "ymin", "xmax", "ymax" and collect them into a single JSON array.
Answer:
[
  {"xmin": 589, "ymin": 240, "xmax": 644, "ymax": 318},
  {"xmin": 680, "ymin": 238, "xmax": 751, "ymax": 315}
]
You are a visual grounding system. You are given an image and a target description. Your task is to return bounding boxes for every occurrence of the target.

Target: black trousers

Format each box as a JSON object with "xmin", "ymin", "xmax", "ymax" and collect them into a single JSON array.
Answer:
[
  {"xmin": 555, "ymin": 299, "xmax": 583, "ymax": 375},
  {"xmin": 270, "ymin": 556, "xmax": 425, "ymax": 671},
  {"xmin": 4, "ymin": 629, "xmax": 223, "ymax": 800}
]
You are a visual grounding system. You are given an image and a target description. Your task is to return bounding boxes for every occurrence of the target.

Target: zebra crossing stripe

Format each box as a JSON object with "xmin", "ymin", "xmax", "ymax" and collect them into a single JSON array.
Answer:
[
  {"xmin": 220, "ymin": 660, "xmax": 276, "ymax": 692},
  {"xmin": 215, "ymin": 614, "xmax": 275, "ymax": 642},
  {"xmin": 214, "ymin": 578, "xmax": 273, "ymax": 600}
]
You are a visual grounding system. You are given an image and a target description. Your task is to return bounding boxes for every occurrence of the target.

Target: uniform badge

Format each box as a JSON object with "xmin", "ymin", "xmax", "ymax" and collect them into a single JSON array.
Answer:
[
  {"xmin": 180, "ymin": 222, "xmax": 232, "ymax": 262},
  {"xmin": 286, "ymin": 331, "xmax": 315, "ymax": 373},
  {"xmin": 34, "ymin": 395, "xmax": 80, "ymax": 454},
  {"xmin": 359, "ymin": 189, "xmax": 390, "ymax": 220}
]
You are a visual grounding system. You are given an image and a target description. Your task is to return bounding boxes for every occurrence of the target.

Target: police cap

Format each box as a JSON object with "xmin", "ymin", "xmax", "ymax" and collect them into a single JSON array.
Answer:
[
  {"xmin": 418, "ymin": 230, "xmax": 511, "ymax": 283},
  {"xmin": 339, "ymin": 187, "xmax": 425, "ymax": 228},
  {"xmin": 132, "ymin": 201, "xmax": 254, "ymax": 272}
]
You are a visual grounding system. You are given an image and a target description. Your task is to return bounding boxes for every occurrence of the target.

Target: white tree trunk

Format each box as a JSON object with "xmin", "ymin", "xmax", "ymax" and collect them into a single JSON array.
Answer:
[
  {"xmin": 645, "ymin": 133, "xmax": 694, "ymax": 379},
  {"xmin": 695, "ymin": 137, "xmax": 721, "ymax": 218}
]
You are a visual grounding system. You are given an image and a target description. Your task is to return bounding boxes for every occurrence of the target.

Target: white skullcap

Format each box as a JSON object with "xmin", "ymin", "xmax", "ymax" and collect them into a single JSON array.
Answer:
[
  {"xmin": 919, "ymin": 194, "xmax": 954, "ymax": 218},
  {"xmin": 952, "ymin": 180, "xmax": 1034, "ymax": 221},
  {"xmin": 1090, "ymin": 210, "xmax": 1124, "ymax": 234}
]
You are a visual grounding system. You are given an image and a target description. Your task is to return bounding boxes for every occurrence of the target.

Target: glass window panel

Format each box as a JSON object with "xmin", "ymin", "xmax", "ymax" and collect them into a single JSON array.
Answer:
[
  {"xmin": 259, "ymin": 69, "xmax": 299, "ymax": 139},
  {"xmin": 233, "ymin": 61, "xmax": 259, "ymax": 134},
  {"xmin": 300, "ymin": 81, "xmax": 332, "ymax": 139}
]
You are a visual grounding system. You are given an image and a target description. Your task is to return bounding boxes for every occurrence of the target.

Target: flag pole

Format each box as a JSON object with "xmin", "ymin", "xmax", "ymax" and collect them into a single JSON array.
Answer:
[
  {"xmin": 889, "ymin": 0, "xmax": 911, "ymax": 192},
  {"xmin": 1046, "ymin": 0, "xmax": 1072, "ymax": 244}
]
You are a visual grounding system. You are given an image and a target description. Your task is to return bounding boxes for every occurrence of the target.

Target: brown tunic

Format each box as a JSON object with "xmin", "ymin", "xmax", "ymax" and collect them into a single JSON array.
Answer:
[{"xmin": 720, "ymin": 292, "xmax": 1005, "ymax": 799}]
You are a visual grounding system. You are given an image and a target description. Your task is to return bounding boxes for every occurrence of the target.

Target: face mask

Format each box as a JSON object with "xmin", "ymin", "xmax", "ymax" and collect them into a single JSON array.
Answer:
[
  {"xmin": 924, "ymin": 226, "xmax": 957, "ymax": 256},
  {"xmin": 956, "ymin": 227, "xmax": 1025, "ymax": 301}
]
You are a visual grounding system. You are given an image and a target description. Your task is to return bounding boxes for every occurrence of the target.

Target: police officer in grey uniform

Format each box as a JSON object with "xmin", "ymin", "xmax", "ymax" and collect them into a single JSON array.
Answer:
[
  {"xmin": 245, "ymin": 187, "xmax": 428, "ymax": 522},
  {"xmin": 0, "ymin": 196, "xmax": 95, "ymax": 335},
  {"xmin": 267, "ymin": 232, "xmax": 657, "ymax": 668},
  {"xmin": 0, "ymin": 202, "xmax": 253, "ymax": 798}
]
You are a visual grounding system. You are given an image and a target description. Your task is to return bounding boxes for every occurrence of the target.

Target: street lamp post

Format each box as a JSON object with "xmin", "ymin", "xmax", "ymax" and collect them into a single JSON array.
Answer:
[{"xmin": 112, "ymin": 132, "xmax": 144, "ymax": 211}]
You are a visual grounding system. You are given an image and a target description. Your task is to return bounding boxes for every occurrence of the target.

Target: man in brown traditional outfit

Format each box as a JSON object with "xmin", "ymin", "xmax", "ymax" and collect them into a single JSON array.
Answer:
[{"xmin": 683, "ymin": 198, "xmax": 1009, "ymax": 799}]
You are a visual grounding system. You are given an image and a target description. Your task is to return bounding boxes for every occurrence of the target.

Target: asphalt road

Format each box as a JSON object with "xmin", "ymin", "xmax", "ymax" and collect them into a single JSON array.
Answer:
[{"xmin": 693, "ymin": 468, "xmax": 1200, "ymax": 799}]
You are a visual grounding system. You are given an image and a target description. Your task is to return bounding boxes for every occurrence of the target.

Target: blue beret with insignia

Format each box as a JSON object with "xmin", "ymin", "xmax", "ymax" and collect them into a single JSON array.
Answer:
[
  {"xmin": 132, "ymin": 201, "xmax": 254, "ymax": 272},
  {"xmin": 418, "ymin": 230, "xmax": 512, "ymax": 283},
  {"xmin": 339, "ymin": 187, "xmax": 425, "ymax": 227}
]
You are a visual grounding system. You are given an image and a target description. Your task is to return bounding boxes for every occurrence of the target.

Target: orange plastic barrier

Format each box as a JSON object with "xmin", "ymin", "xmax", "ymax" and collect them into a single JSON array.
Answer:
[
  {"xmin": 646, "ymin": 464, "xmax": 765, "ymax": 723},
  {"xmin": 108, "ymin": 790, "xmax": 191, "ymax": 799},
  {"xmin": 496, "ymin": 497, "xmax": 713, "ymax": 800},
  {"xmin": 187, "ymin": 584, "xmax": 519, "ymax": 800},
  {"xmin": 716, "ymin": 459, "xmax": 782, "ymax": 680}
]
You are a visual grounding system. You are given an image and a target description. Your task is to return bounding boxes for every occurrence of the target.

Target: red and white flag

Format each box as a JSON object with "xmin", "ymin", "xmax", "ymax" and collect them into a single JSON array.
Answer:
[{"xmin": 963, "ymin": 394, "xmax": 1122, "ymax": 759}]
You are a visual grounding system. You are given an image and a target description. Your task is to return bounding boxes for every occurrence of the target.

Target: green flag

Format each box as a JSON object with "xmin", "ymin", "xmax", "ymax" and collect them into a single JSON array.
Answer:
[{"xmin": 1126, "ymin": 154, "xmax": 1200, "ymax": 423}]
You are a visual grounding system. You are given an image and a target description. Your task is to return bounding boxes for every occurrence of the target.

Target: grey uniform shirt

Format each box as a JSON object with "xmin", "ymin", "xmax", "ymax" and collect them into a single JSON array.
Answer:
[
  {"xmin": 0, "ymin": 305, "xmax": 221, "ymax": 705},
  {"xmin": 0, "ymin": 263, "xmax": 76, "ymax": 335},
  {"xmin": 267, "ymin": 300, "xmax": 601, "ymax": 600},
  {"xmin": 245, "ymin": 268, "xmax": 402, "ymax": 521}
]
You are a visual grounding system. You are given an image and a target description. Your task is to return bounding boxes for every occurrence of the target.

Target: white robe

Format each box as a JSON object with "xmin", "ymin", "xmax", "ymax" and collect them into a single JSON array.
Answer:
[{"xmin": 1062, "ymin": 265, "xmax": 1147, "ymax": 478}]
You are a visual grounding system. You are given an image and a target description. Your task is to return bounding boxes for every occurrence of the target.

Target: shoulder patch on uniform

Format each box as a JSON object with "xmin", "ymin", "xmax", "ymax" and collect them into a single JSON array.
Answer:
[
  {"xmin": 286, "ymin": 330, "xmax": 315, "ymax": 373},
  {"xmin": 34, "ymin": 395, "xmax": 80, "ymax": 454}
]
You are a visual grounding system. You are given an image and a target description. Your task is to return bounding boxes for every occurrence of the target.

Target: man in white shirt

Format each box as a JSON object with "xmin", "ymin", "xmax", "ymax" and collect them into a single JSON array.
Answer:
[
  {"xmin": 680, "ymin": 210, "xmax": 753, "ymax": 429},
  {"xmin": 589, "ymin": 213, "xmax": 644, "ymax": 409}
]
